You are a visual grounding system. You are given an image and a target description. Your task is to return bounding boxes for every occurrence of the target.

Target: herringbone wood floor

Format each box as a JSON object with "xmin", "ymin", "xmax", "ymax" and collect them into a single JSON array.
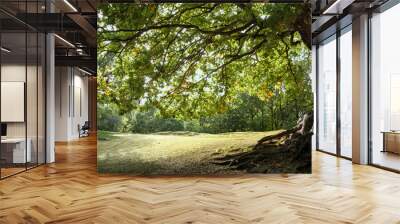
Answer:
[{"xmin": 1, "ymin": 135, "xmax": 400, "ymax": 224}]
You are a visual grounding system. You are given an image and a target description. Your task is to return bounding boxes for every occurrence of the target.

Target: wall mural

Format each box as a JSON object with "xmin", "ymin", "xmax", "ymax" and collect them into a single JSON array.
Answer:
[{"xmin": 97, "ymin": 3, "xmax": 313, "ymax": 175}]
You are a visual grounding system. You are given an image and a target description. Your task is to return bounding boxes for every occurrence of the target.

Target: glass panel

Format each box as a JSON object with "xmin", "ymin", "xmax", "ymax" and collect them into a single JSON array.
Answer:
[
  {"xmin": 318, "ymin": 35, "xmax": 337, "ymax": 154},
  {"xmin": 0, "ymin": 1, "xmax": 46, "ymax": 179},
  {"xmin": 27, "ymin": 30, "xmax": 38, "ymax": 169},
  {"xmin": 371, "ymin": 4, "xmax": 400, "ymax": 171},
  {"xmin": 1, "ymin": 30, "xmax": 27, "ymax": 177},
  {"xmin": 26, "ymin": 0, "xmax": 40, "ymax": 169},
  {"xmin": 340, "ymin": 27, "xmax": 352, "ymax": 158}
]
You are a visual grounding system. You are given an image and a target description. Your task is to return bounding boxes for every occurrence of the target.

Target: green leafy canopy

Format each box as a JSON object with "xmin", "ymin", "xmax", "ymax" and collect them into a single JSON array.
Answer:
[{"xmin": 97, "ymin": 3, "xmax": 312, "ymax": 119}]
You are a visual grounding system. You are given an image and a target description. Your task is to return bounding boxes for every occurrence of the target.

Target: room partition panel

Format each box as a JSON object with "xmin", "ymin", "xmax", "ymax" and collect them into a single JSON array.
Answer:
[
  {"xmin": 0, "ymin": 1, "xmax": 47, "ymax": 179},
  {"xmin": 317, "ymin": 35, "xmax": 337, "ymax": 155},
  {"xmin": 369, "ymin": 2, "xmax": 400, "ymax": 172},
  {"xmin": 315, "ymin": 24, "xmax": 353, "ymax": 160}
]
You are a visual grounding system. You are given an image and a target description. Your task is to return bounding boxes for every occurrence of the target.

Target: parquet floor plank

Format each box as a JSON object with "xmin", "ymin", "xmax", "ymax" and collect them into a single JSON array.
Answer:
[{"xmin": 0, "ymin": 135, "xmax": 399, "ymax": 223}]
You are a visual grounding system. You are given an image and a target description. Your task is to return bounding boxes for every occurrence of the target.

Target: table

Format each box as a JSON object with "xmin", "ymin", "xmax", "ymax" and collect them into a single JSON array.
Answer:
[
  {"xmin": 1, "ymin": 138, "xmax": 31, "ymax": 164},
  {"xmin": 381, "ymin": 131, "xmax": 400, "ymax": 154}
]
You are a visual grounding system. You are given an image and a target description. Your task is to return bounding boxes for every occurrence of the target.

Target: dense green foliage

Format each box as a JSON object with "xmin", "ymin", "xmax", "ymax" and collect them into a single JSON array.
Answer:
[
  {"xmin": 99, "ymin": 91, "xmax": 308, "ymax": 134},
  {"xmin": 97, "ymin": 104, "xmax": 122, "ymax": 132},
  {"xmin": 97, "ymin": 3, "xmax": 312, "ymax": 133}
]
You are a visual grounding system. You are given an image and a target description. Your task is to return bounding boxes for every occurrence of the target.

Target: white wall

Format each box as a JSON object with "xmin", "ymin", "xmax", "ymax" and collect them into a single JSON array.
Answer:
[
  {"xmin": 55, "ymin": 66, "xmax": 70, "ymax": 141},
  {"xmin": 1, "ymin": 63, "xmax": 46, "ymax": 164},
  {"xmin": 72, "ymin": 72, "xmax": 89, "ymax": 138},
  {"xmin": 1, "ymin": 64, "xmax": 26, "ymax": 138},
  {"xmin": 55, "ymin": 67, "xmax": 89, "ymax": 141},
  {"xmin": 1, "ymin": 65, "xmax": 42, "ymax": 137}
]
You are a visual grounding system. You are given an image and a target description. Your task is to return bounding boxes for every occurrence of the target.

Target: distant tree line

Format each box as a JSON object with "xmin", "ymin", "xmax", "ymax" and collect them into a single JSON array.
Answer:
[{"xmin": 98, "ymin": 91, "xmax": 312, "ymax": 134}]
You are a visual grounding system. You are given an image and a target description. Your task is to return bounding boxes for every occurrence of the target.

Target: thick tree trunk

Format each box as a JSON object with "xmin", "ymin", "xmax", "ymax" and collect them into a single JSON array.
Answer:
[{"xmin": 213, "ymin": 112, "xmax": 313, "ymax": 173}]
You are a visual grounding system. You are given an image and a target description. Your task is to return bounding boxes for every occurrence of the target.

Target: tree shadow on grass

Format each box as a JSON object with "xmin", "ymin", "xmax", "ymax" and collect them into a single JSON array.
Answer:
[
  {"xmin": 97, "ymin": 129, "xmax": 311, "ymax": 175},
  {"xmin": 97, "ymin": 144, "xmax": 245, "ymax": 176}
]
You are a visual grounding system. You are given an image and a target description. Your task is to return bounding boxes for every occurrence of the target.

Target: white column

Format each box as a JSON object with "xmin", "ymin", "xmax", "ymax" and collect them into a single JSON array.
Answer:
[
  {"xmin": 311, "ymin": 45, "xmax": 317, "ymax": 150},
  {"xmin": 46, "ymin": 32, "xmax": 55, "ymax": 163},
  {"xmin": 352, "ymin": 14, "xmax": 369, "ymax": 164}
]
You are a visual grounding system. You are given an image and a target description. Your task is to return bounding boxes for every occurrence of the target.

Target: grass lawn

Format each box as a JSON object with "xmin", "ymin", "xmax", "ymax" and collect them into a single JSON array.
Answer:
[{"xmin": 98, "ymin": 131, "xmax": 279, "ymax": 175}]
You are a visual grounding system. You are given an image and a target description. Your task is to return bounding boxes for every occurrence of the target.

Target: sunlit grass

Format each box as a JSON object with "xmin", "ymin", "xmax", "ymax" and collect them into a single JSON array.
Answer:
[{"xmin": 97, "ymin": 131, "xmax": 279, "ymax": 175}]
